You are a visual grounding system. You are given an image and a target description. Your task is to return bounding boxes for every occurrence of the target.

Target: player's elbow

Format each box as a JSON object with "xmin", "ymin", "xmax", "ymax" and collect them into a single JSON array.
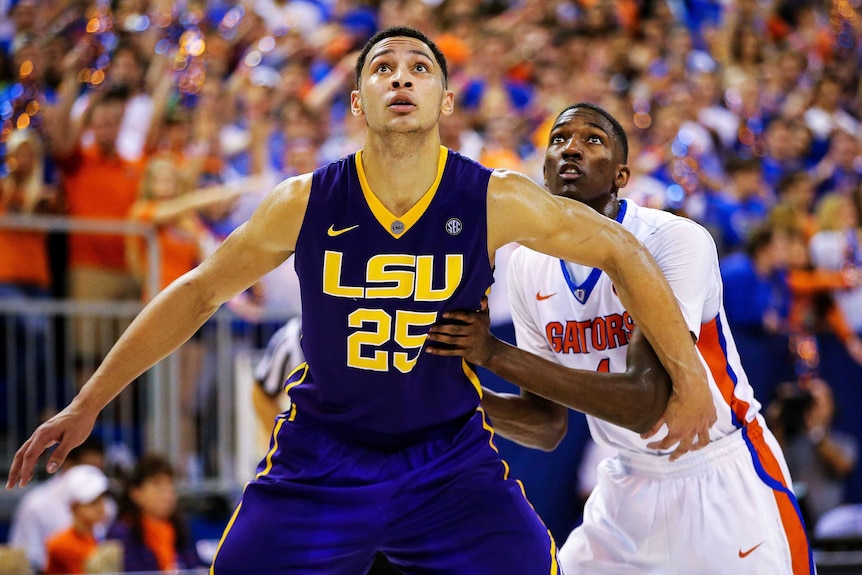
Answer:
[
  {"xmin": 534, "ymin": 406, "xmax": 569, "ymax": 451},
  {"xmin": 173, "ymin": 271, "xmax": 223, "ymax": 319},
  {"xmin": 539, "ymin": 421, "xmax": 568, "ymax": 451},
  {"xmin": 627, "ymin": 369, "xmax": 672, "ymax": 434}
]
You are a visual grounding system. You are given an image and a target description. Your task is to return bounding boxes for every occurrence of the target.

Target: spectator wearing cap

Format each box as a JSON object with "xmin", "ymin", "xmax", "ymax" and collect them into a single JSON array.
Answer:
[
  {"xmin": 44, "ymin": 465, "xmax": 111, "ymax": 575},
  {"xmin": 8, "ymin": 438, "xmax": 107, "ymax": 573}
]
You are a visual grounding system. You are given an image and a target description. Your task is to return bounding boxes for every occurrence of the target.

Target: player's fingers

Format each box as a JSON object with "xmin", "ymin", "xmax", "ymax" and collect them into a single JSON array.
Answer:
[
  {"xmin": 10, "ymin": 431, "xmax": 52, "ymax": 487},
  {"xmin": 425, "ymin": 331, "xmax": 462, "ymax": 344},
  {"xmin": 668, "ymin": 436, "xmax": 694, "ymax": 462},
  {"xmin": 46, "ymin": 440, "xmax": 74, "ymax": 475},
  {"xmin": 439, "ymin": 309, "xmax": 475, "ymax": 323},
  {"xmin": 640, "ymin": 416, "xmax": 665, "ymax": 439},
  {"xmin": 645, "ymin": 431, "xmax": 680, "ymax": 451},
  {"xmin": 424, "ymin": 342, "xmax": 461, "ymax": 356},
  {"xmin": 426, "ymin": 325, "xmax": 460, "ymax": 338},
  {"xmin": 695, "ymin": 426, "xmax": 711, "ymax": 449},
  {"xmin": 6, "ymin": 439, "xmax": 30, "ymax": 488}
]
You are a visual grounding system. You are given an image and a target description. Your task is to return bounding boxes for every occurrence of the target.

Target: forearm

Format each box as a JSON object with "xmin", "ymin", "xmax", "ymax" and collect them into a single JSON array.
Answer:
[
  {"xmin": 481, "ymin": 388, "xmax": 566, "ymax": 450},
  {"xmin": 73, "ymin": 276, "xmax": 219, "ymax": 414},
  {"xmin": 482, "ymin": 338, "xmax": 667, "ymax": 433},
  {"xmin": 145, "ymin": 186, "xmax": 240, "ymax": 224},
  {"xmin": 46, "ymin": 73, "xmax": 80, "ymax": 157},
  {"xmin": 607, "ymin": 242, "xmax": 705, "ymax": 397}
]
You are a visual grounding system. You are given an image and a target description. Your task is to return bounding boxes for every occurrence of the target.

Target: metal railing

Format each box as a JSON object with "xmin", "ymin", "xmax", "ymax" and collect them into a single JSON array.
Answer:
[{"xmin": 0, "ymin": 216, "xmax": 290, "ymax": 504}]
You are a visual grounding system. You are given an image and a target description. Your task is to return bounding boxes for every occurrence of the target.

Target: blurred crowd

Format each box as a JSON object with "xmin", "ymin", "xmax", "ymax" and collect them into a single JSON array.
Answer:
[
  {"xmin": 3, "ymin": 0, "xmax": 862, "ymax": 570},
  {"xmin": 5, "ymin": 438, "xmax": 208, "ymax": 574}
]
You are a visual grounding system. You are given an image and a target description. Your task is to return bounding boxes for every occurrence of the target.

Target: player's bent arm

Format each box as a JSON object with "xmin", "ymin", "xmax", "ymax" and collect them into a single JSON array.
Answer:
[
  {"xmin": 486, "ymin": 171, "xmax": 709, "ymax": 416},
  {"xmin": 7, "ymin": 175, "xmax": 311, "ymax": 487},
  {"xmin": 481, "ymin": 390, "xmax": 568, "ymax": 451},
  {"xmin": 482, "ymin": 329, "xmax": 670, "ymax": 435},
  {"xmin": 429, "ymin": 314, "xmax": 671, "ymax": 435},
  {"xmin": 75, "ymin": 175, "xmax": 309, "ymax": 413}
]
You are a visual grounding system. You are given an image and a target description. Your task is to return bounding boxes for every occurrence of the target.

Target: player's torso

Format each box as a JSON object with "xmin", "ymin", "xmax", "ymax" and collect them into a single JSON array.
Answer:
[
  {"xmin": 512, "ymin": 200, "xmax": 761, "ymax": 454},
  {"xmin": 289, "ymin": 147, "xmax": 494, "ymax": 444}
]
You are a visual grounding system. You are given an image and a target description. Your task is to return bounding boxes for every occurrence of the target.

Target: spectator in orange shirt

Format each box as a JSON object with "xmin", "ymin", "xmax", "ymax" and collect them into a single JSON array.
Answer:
[
  {"xmin": 46, "ymin": 46, "xmax": 146, "ymax": 382},
  {"xmin": 0, "ymin": 128, "xmax": 60, "ymax": 436},
  {"xmin": 44, "ymin": 465, "xmax": 110, "ymax": 575},
  {"xmin": 0, "ymin": 128, "xmax": 56, "ymax": 294},
  {"xmin": 106, "ymin": 454, "xmax": 203, "ymax": 572},
  {"xmin": 784, "ymin": 228, "xmax": 862, "ymax": 370},
  {"xmin": 126, "ymin": 153, "xmax": 264, "ymax": 300}
]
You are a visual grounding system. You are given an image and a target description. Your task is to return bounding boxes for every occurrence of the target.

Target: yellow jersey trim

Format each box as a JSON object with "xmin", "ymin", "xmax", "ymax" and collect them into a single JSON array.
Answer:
[
  {"xmin": 283, "ymin": 362, "xmax": 309, "ymax": 396},
  {"xmin": 355, "ymin": 146, "xmax": 448, "ymax": 239},
  {"xmin": 462, "ymin": 358, "xmax": 483, "ymax": 399},
  {"xmin": 209, "ymin": 501, "xmax": 243, "ymax": 574}
]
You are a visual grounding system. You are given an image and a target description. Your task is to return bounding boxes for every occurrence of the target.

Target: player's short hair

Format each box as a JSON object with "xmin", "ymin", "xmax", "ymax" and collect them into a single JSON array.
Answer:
[
  {"xmin": 555, "ymin": 102, "xmax": 628, "ymax": 162},
  {"xmin": 355, "ymin": 26, "xmax": 449, "ymax": 89}
]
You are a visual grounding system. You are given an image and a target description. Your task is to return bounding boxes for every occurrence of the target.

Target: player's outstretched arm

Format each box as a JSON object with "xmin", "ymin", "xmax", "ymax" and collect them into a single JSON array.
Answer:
[
  {"xmin": 486, "ymin": 170, "xmax": 716, "ymax": 460},
  {"xmin": 427, "ymin": 299, "xmax": 671, "ymax": 441},
  {"xmin": 6, "ymin": 175, "xmax": 311, "ymax": 489}
]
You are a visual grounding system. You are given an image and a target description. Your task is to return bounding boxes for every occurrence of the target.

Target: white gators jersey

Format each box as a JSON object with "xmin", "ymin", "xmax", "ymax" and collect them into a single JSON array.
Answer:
[{"xmin": 508, "ymin": 199, "xmax": 763, "ymax": 455}]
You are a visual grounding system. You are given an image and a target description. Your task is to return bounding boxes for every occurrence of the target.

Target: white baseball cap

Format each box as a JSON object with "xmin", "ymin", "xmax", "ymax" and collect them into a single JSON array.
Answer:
[{"xmin": 63, "ymin": 464, "xmax": 109, "ymax": 506}]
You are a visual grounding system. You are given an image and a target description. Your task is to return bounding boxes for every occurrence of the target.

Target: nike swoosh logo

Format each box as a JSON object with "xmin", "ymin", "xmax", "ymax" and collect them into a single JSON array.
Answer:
[
  {"xmin": 536, "ymin": 292, "xmax": 557, "ymax": 301},
  {"xmin": 327, "ymin": 224, "xmax": 359, "ymax": 237},
  {"xmin": 738, "ymin": 541, "xmax": 764, "ymax": 558}
]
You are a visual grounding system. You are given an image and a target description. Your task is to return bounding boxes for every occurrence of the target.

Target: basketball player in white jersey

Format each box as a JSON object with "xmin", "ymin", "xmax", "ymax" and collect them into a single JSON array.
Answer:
[{"xmin": 426, "ymin": 103, "xmax": 814, "ymax": 574}]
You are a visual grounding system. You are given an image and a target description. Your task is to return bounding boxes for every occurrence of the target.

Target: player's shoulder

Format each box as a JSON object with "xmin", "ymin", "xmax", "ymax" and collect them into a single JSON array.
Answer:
[
  {"xmin": 487, "ymin": 167, "xmax": 540, "ymax": 196},
  {"xmin": 268, "ymin": 172, "xmax": 314, "ymax": 207},
  {"xmin": 625, "ymin": 200, "xmax": 716, "ymax": 247}
]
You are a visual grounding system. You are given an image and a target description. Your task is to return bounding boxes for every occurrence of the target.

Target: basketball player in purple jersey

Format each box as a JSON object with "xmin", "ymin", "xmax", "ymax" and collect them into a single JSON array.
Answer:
[{"xmin": 8, "ymin": 30, "xmax": 715, "ymax": 573}]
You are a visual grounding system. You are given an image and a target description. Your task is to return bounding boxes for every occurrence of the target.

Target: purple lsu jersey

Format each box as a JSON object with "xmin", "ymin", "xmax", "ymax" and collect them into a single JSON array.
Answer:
[{"xmin": 287, "ymin": 147, "xmax": 494, "ymax": 445}]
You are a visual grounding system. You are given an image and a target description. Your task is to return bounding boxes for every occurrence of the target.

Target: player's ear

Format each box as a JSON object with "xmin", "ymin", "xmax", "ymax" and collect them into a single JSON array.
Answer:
[
  {"xmin": 440, "ymin": 89, "xmax": 454, "ymax": 116},
  {"xmin": 615, "ymin": 165, "xmax": 631, "ymax": 189},
  {"xmin": 350, "ymin": 90, "xmax": 364, "ymax": 117}
]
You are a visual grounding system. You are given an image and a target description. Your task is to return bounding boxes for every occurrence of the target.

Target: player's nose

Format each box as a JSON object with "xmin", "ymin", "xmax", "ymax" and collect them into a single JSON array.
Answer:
[
  {"xmin": 562, "ymin": 138, "xmax": 583, "ymax": 158},
  {"xmin": 391, "ymin": 65, "xmax": 413, "ymax": 89}
]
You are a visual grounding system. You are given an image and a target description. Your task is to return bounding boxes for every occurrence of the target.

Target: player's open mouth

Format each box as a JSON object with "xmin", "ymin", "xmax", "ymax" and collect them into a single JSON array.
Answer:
[
  {"xmin": 559, "ymin": 163, "xmax": 582, "ymax": 179},
  {"xmin": 388, "ymin": 95, "xmax": 416, "ymax": 111}
]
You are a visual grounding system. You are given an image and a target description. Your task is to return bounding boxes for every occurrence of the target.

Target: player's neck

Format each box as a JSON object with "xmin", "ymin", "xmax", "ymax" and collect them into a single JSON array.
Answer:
[
  {"xmin": 360, "ymin": 132, "xmax": 443, "ymax": 217},
  {"xmin": 586, "ymin": 195, "xmax": 619, "ymax": 220}
]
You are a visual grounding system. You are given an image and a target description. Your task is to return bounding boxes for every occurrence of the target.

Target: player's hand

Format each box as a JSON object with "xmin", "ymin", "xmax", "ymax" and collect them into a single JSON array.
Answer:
[
  {"xmin": 6, "ymin": 402, "xmax": 98, "ymax": 489},
  {"xmin": 425, "ymin": 297, "xmax": 499, "ymax": 366},
  {"xmin": 640, "ymin": 375, "xmax": 716, "ymax": 461}
]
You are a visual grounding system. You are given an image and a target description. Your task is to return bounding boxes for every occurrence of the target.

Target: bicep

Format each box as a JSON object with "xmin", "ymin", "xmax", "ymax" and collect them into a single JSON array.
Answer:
[{"xmin": 487, "ymin": 170, "xmax": 629, "ymax": 272}]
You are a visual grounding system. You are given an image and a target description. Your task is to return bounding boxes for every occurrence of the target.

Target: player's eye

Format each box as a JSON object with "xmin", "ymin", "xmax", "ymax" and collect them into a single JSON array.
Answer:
[
  {"xmin": 415, "ymin": 63, "xmax": 428, "ymax": 72},
  {"xmin": 550, "ymin": 135, "xmax": 565, "ymax": 144},
  {"xmin": 588, "ymin": 135, "xmax": 603, "ymax": 144},
  {"xmin": 376, "ymin": 64, "xmax": 390, "ymax": 73}
]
